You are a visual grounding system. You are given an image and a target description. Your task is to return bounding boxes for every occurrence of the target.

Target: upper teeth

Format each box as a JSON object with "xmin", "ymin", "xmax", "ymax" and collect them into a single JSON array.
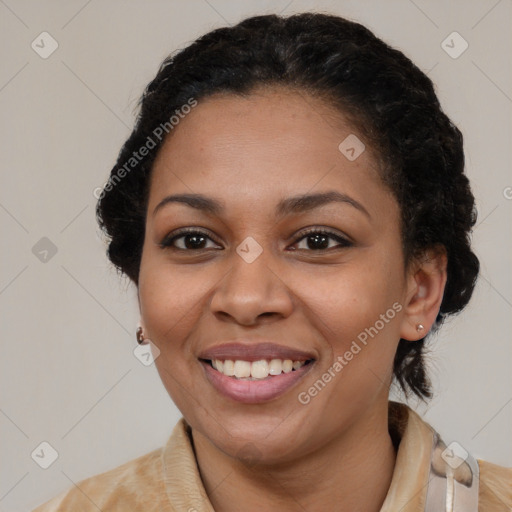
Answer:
[{"xmin": 211, "ymin": 359, "xmax": 307, "ymax": 379}]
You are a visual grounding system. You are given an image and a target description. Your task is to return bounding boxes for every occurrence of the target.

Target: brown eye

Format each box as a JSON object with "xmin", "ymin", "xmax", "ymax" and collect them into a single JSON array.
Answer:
[
  {"xmin": 291, "ymin": 229, "xmax": 353, "ymax": 251},
  {"xmin": 160, "ymin": 229, "xmax": 221, "ymax": 251}
]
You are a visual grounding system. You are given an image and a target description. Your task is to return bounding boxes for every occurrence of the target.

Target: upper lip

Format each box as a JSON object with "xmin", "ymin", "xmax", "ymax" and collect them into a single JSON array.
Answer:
[{"xmin": 199, "ymin": 342, "xmax": 316, "ymax": 362}]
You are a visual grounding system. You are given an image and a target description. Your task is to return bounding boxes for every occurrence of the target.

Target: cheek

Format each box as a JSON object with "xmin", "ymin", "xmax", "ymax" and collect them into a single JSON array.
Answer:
[
  {"xmin": 304, "ymin": 249, "xmax": 405, "ymax": 360},
  {"xmin": 138, "ymin": 256, "xmax": 209, "ymax": 414},
  {"xmin": 138, "ymin": 247, "xmax": 211, "ymax": 346}
]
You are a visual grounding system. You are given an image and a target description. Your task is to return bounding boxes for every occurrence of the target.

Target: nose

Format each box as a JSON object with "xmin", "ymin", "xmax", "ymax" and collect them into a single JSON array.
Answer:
[{"xmin": 209, "ymin": 248, "xmax": 294, "ymax": 326}]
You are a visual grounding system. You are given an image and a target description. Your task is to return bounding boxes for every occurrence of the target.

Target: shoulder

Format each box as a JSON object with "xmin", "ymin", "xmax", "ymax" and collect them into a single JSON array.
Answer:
[
  {"xmin": 478, "ymin": 459, "xmax": 512, "ymax": 511},
  {"xmin": 32, "ymin": 447, "xmax": 167, "ymax": 512}
]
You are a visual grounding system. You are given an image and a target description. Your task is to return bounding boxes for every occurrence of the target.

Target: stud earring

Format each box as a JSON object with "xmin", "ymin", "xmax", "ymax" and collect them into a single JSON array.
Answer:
[
  {"xmin": 136, "ymin": 326, "xmax": 145, "ymax": 344},
  {"xmin": 416, "ymin": 324, "xmax": 425, "ymax": 332}
]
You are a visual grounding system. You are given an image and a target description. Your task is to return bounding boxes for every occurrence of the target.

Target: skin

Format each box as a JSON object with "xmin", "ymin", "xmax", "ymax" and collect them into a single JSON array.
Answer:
[{"xmin": 137, "ymin": 87, "xmax": 447, "ymax": 512}]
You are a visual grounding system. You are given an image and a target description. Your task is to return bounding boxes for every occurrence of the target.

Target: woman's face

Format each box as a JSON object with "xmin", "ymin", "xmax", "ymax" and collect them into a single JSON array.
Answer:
[{"xmin": 138, "ymin": 88, "xmax": 419, "ymax": 463}]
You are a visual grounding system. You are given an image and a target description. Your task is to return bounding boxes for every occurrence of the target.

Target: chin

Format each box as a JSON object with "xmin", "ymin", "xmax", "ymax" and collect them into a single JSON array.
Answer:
[{"xmin": 199, "ymin": 412, "xmax": 313, "ymax": 464}]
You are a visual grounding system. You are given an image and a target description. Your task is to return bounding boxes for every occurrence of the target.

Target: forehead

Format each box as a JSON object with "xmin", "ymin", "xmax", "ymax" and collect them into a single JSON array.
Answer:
[
  {"xmin": 148, "ymin": 88, "xmax": 392, "ymax": 219},
  {"xmin": 154, "ymin": 87, "xmax": 377, "ymax": 165}
]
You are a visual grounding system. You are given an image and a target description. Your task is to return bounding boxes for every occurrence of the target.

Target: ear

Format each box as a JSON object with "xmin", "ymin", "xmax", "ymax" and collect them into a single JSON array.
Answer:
[{"xmin": 400, "ymin": 246, "xmax": 448, "ymax": 341}]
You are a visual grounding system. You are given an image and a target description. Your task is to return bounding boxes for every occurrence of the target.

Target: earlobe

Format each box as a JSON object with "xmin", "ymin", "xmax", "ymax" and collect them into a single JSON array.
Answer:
[
  {"xmin": 136, "ymin": 324, "xmax": 147, "ymax": 344},
  {"xmin": 399, "ymin": 247, "xmax": 448, "ymax": 341}
]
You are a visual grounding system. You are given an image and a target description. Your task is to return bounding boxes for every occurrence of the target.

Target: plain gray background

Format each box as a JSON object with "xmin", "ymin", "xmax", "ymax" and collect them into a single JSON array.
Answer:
[{"xmin": 1, "ymin": 1, "xmax": 510, "ymax": 510}]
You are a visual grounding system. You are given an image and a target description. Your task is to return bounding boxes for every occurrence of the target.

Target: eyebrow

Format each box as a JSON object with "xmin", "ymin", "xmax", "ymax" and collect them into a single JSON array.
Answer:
[{"xmin": 152, "ymin": 191, "xmax": 370, "ymax": 219}]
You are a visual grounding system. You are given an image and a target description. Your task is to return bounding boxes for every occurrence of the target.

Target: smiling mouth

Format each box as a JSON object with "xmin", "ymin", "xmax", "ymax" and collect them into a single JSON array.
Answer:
[{"xmin": 201, "ymin": 358, "xmax": 315, "ymax": 380}]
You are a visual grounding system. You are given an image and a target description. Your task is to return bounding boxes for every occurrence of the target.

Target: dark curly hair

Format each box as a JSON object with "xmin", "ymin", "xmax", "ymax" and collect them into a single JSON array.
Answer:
[{"xmin": 96, "ymin": 12, "xmax": 479, "ymax": 401}]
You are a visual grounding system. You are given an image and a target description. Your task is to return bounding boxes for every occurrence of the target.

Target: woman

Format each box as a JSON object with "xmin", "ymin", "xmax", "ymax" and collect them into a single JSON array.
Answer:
[{"xmin": 34, "ymin": 11, "xmax": 511, "ymax": 512}]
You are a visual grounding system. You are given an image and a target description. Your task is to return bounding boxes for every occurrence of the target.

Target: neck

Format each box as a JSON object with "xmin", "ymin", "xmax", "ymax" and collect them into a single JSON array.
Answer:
[{"xmin": 191, "ymin": 400, "xmax": 397, "ymax": 512}]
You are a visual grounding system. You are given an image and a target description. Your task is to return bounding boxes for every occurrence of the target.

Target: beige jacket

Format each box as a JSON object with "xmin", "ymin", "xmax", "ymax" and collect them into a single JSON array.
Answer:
[{"xmin": 33, "ymin": 401, "xmax": 511, "ymax": 511}]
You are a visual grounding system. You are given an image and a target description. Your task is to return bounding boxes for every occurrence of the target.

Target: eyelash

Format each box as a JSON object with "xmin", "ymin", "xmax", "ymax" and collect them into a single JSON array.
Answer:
[{"xmin": 159, "ymin": 227, "xmax": 353, "ymax": 252}]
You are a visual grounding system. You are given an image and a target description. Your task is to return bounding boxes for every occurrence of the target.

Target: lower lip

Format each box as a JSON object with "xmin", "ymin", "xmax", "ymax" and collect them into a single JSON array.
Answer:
[{"xmin": 201, "ymin": 361, "xmax": 314, "ymax": 404}]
